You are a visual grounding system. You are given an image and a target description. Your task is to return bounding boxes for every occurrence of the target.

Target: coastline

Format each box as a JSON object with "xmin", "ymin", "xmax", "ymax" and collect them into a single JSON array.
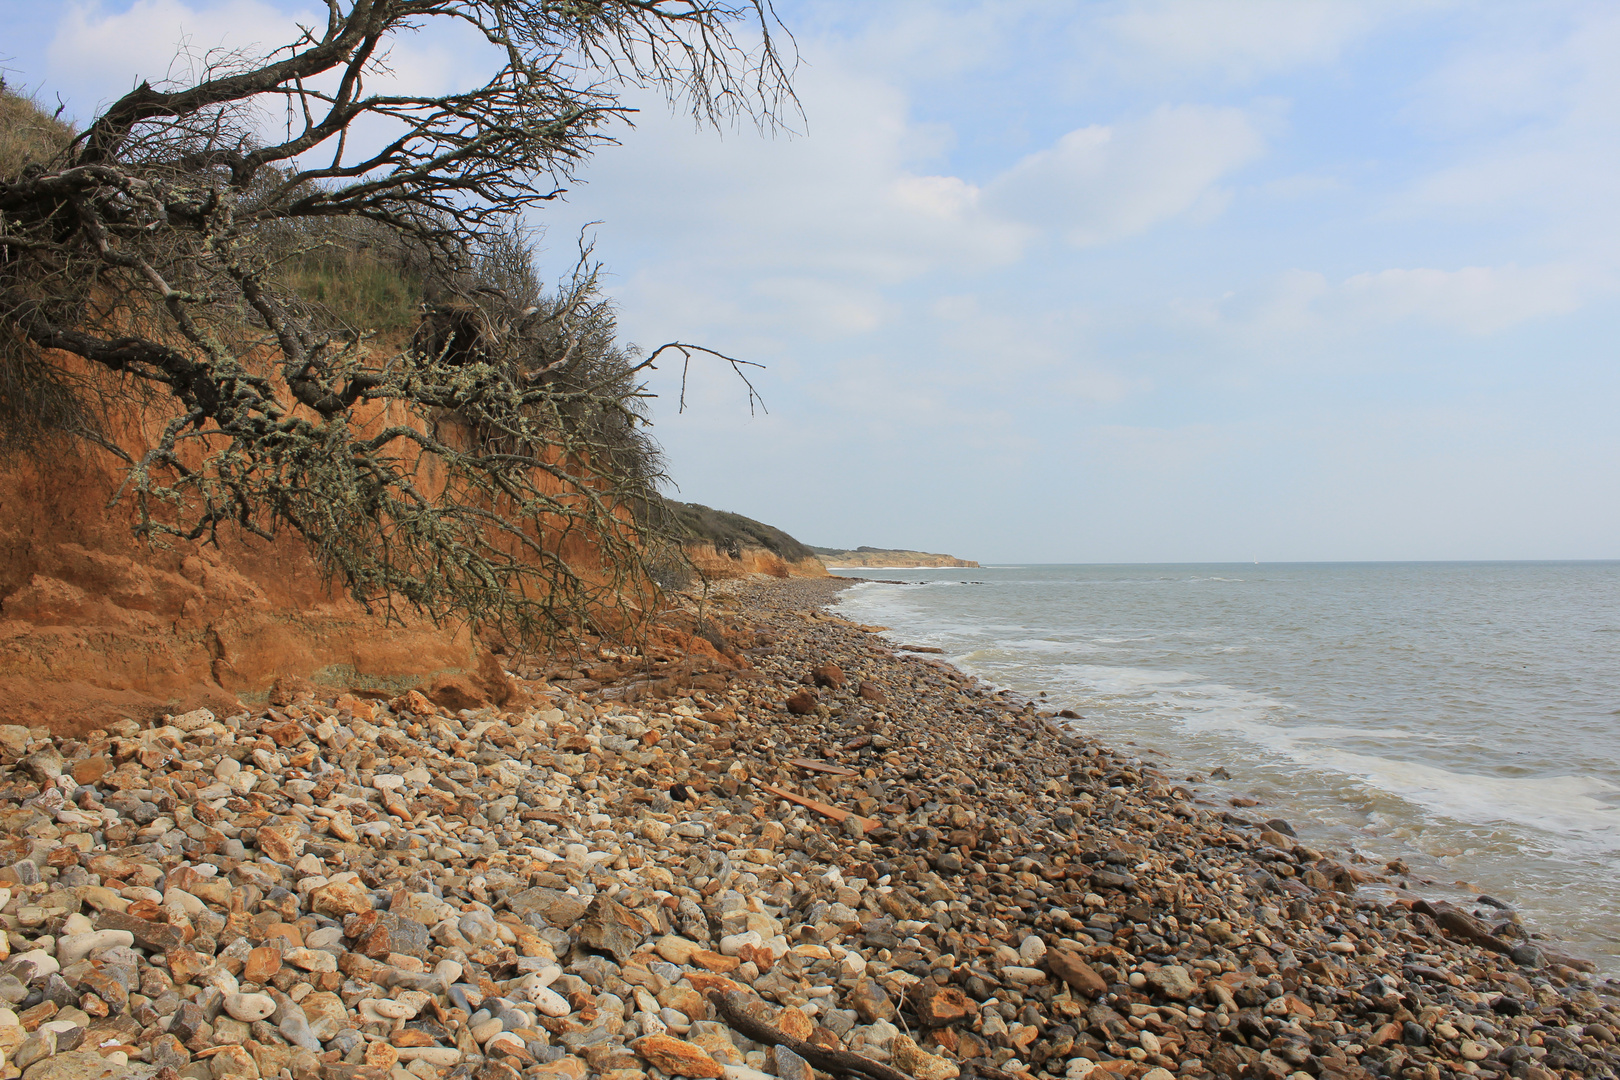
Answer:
[
  {"xmin": 0, "ymin": 574, "xmax": 1614, "ymax": 1080},
  {"xmin": 740, "ymin": 575, "xmax": 1620, "ymax": 1079},
  {"xmin": 825, "ymin": 562, "xmax": 1620, "ymax": 979}
]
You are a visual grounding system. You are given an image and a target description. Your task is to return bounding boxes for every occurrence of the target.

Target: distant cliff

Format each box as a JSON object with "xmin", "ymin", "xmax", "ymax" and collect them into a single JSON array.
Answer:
[
  {"xmin": 666, "ymin": 502, "xmax": 828, "ymax": 580},
  {"xmin": 812, "ymin": 546, "xmax": 979, "ymax": 569}
]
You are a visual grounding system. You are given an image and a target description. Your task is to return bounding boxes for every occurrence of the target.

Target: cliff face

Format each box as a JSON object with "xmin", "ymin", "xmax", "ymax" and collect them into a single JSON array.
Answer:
[
  {"xmin": 667, "ymin": 502, "xmax": 827, "ymax": 581},
  {"xmin": 682, "ymin": 543, "xmax": 828, "ymax": 580},
  {"xmin": 816, "ymin": 548, "xmax": 979, "ymax": 568},
  {"xmin": 0, "ymin": 361, "xmax": 827, "ymax": 731},
  {"xmin": 0, "ymin": 436, "xmax": 509, "ymax": 734},
  {"xmin": 0, "ymin": 351, "xmax": 546, "ymax": 733}
]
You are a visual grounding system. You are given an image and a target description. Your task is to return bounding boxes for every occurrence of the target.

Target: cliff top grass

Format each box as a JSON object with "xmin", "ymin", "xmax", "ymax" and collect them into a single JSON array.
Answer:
[
  {"xmin": 666, "ymin": 501, "xmax": 816, "ymax": 564},
  {"xmin": 1, "ymin": 87, "xmax": 420, "ymax": 340},
  {"xmin": 0, "ymin": 83, "xmax": 74, "ymax": 179}
]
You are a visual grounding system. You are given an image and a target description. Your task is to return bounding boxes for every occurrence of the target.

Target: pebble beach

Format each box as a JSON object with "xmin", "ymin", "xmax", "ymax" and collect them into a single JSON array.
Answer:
[{"xmin": 0, "ymin": 575, "xmax": 1615, "ymax": 1080}]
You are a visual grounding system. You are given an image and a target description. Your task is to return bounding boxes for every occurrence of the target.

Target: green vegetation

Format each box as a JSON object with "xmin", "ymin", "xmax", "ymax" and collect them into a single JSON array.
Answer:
[
  {"xmin": 275, "ymin": 246, "xmax": 426, "ymax": 339},
  {"xmin": 809, "ymin": 545, "xmax": 909, "ymax": 555}
]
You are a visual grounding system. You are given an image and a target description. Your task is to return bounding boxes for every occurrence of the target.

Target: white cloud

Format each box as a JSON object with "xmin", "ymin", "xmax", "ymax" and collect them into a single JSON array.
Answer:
[
  {"xmin": 48, "ymin": 0, "xmax": 315, "ymax": 113},
  {"xmin": 1389, "ymin": 7, "xmax": 1620, "ymax": 266},
  {"xmin": 547, "ymin": 64, "xmax": 1029, "ymax": 290},
  {"xmin": 832, "ymin": 1, "xmax": 1015, "ymax": 84},
  {"xmin": 1339, "ymin": 263, "xmax": 1597, "ymax": 335},
  {"xmin": 1085, "ymin": 422, "xmax": 1237, "ymax": 472},
  {"xmin": 1102, "ymin": 0, "xmax": 1385, "ymax": 82},
  {"xmin": 891, "ymin": 174, "xmax": 982, "ymax": 220},
  {"xmin": 1404, "ymin": 5, "xmax": 1619, "ymax": 134},
  {"xmin": 748, "ymin": 277, "xmax": 891, "ymax": 339},
  {"xmin": 1183, "ymin": 261, "xmax": 1605, "ymax": 349},
  {"xmin": 46, "ymin": 0, "xmax": 499, "ymax": 164},
  {"xmin": 986, "ymin": 105, "xmax": 1265, "ymax": 247},
  {"xmin": 919, "ymin": 300, "xmax": 1147, "ymax": 405}
]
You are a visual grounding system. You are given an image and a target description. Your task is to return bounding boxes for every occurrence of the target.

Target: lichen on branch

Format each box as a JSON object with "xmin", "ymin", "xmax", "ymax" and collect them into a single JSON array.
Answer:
[{"xmin": 0, "ymin": 2, "xmax": 796, "ymax": 651}]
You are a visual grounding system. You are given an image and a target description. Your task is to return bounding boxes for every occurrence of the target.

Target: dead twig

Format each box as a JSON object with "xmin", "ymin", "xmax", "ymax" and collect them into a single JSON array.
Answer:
[
  {"xmin": 789, "ymin": 757, "xmax": 858, "ymax": 776},
  {"xmin": 706, "ymin": 989, "xmax": 913, "ymax": 1080},
  {"xmin": 753, "ymin": 779, "xmax": 878, "ymax": 833}
]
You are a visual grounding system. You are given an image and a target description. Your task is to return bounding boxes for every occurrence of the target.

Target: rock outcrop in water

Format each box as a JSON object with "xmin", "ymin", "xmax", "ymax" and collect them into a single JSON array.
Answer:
[{"xmin": 0, "ymin": 576, "xmax": 1613, "ymax": 1080}]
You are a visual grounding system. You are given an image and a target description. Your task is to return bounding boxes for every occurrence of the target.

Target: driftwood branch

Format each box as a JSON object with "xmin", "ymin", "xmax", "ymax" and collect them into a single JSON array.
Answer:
[
  {"xmin": 707, "ymin": 990, "xmax": 914, "ymax": 1080},
  {"xmin": 754, "ymin": 780, "xmax": 879, "ymax": 833}
]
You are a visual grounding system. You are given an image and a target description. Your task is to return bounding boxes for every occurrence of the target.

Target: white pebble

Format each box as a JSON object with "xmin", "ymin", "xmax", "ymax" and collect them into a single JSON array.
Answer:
[
  {"xmin": 395, "ymin": 1047, "xmax": 461, "ymax": 1066},
  {"xmin": 486, "ymin": 1033, "xmax": 526, "ymax": 1055},
  {"xmin": 56, "ymin": 930, "xmax": 133, "ymax": 967},
  {"xmin": 371, "ymin": 998, "xmax": 416, "ymax": 1020},
  {"xmin": 527, "ymin": 985, "xmax": 571, "ymax": 1017},
  {"xmin": 722, "ymin": 1067, "xmax": 778, "ymax": 1080},
  {"xmin": 225, "ymin": 993, "xmax": 276, "ymax": 1022},
  {"xmin": 12, "ymin": 951, "xmax": 57, "ymax": 978},
  {"xmin": 1000, "ymin": 965, "xmax": 1047, "ymax": 985}
]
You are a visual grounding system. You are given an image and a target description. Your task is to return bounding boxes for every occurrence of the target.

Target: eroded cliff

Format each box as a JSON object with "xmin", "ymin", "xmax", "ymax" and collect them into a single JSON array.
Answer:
[
  {"xmin": 682, "ymin": 543, "xmax": 828, "ymax": 580},
  {"xmin": 0, "ymin": 436, "xmax": 509, "ymax": 734},
  {"xmin": 668, "ymin": 501, "xmax": 828, "ymax": 581}
]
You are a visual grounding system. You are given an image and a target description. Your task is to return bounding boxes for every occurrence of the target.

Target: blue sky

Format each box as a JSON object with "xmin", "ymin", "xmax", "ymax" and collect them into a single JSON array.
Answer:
[{"xmin": 6, "ymin": 1, "xmax": 1618, "ymax": 562}]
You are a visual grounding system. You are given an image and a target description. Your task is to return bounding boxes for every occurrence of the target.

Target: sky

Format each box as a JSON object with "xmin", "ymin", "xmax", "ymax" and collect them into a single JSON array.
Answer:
[{"xmin": 5, "ymin": 1, "xmax": 1619, "ymax": 563}]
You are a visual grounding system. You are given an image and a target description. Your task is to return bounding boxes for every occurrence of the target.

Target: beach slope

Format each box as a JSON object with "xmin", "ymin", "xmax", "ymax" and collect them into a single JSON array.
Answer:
[{"xmin": 0, "ymin": 576, "xmax": 1611, "ymax": 1080}]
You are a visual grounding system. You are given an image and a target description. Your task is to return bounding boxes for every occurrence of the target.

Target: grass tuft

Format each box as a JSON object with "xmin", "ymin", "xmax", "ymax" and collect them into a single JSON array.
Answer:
[{"xmin": 276, "ymin": 247, "xmax": 425, "ymax": 336}]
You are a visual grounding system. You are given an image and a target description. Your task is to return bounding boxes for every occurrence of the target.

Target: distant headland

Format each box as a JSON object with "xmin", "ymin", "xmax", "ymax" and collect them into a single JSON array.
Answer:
[{"xmin": 811, "ymin": 545, "xmax": 980, "ymax": 568}]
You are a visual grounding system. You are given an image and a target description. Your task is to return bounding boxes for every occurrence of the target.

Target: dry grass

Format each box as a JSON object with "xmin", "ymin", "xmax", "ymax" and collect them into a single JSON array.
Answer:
[
  {"xmin": 0, "ymin": 84, "xmax": 74, "ymax": 180},
  {"xmin": 276, "ymin": 247, "xmax": 425, "ymax": 336}
]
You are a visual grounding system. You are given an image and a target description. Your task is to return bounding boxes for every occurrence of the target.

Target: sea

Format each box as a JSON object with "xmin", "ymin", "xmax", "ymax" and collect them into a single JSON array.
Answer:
[{"xmin": 826, "ymin": 562, "xmax": 1620, "ymax": 972}]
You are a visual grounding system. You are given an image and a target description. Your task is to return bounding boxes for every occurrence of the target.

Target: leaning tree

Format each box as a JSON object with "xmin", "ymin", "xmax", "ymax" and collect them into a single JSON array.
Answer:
[{"xmin": 0, "ymin": 1, "xmax": 792, "ymax": 649}]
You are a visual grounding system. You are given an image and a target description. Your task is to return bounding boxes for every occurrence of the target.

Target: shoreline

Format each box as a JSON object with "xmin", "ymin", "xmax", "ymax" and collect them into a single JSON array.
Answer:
[
  {"xmin": 745, "ymin": 576, "xmax": 1620, "ymax": 1078},
  {"xmin": 0, "ymin": 574, "xmax": 1614, "ymax": 1080},
  {"xmin": 827, "ymin": 566, "xmax": 1620, "ymax": 980}
]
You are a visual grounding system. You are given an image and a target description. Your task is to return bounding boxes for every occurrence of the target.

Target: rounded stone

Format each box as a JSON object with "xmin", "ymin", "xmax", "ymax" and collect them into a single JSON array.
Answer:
[
  {"xmin": 56, "ymin": 932, "xmax": 136, "ymax": 971},
  {"xmin": 224, "ymin": 992, "xmax": 276, "ymax": 1022}
]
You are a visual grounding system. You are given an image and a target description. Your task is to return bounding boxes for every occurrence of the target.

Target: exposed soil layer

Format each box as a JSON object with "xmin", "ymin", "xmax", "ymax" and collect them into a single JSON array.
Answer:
[{"xmin": 0, "ymin": 438, "xmax": 491, "ymax": 736}]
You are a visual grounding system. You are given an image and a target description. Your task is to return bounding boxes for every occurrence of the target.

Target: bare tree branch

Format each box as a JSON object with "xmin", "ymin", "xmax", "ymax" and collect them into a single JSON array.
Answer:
[
  {"xmin": 641, "ymin": 341, "xmax": 766, "ymax": 415},
  {"xmin": 0, "ymin": 1, "xmax": 796, "ymax": 652}
]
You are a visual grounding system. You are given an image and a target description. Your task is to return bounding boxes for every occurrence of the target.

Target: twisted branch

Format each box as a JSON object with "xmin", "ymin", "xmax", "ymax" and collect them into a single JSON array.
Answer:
[{"xmin": 0, "ymin": 2, "xmax": 797, "ymax": 651}]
